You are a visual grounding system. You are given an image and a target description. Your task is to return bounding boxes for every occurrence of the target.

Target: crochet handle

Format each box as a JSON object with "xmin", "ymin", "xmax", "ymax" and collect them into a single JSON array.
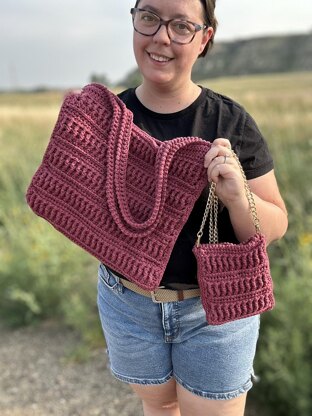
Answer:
[
  {"xmin": 114, "ymin": 140, "xmax": 180, "ymax": 235},
  {"xmin": 106, "ymin": 92, "xmax": 198, "ymax": 237},
  {"xmin": 195, "ymin": 150, "xmax": 261, "ymax": 246}
]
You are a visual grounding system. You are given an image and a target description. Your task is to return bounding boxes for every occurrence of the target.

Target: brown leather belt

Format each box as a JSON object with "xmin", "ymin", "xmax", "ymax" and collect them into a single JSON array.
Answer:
[{"xmin": 119, "ymin": 277, "xmax": 200, "ymax": 303}]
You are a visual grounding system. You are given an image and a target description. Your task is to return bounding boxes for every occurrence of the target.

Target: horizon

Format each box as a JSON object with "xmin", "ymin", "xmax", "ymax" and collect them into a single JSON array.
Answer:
[
  {"xmin": 1, "ymin": 31, "xmax": 310, "ymax": 93},
  {"xmin": 1, "ymin": 0, "xmax": 312, "ymax": 91}
]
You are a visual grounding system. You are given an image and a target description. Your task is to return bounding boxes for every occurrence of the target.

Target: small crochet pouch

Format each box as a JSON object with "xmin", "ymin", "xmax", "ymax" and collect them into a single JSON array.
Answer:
[{"xmin": 192, "ymin": 151, "xmax": 275, "ymax": 325}]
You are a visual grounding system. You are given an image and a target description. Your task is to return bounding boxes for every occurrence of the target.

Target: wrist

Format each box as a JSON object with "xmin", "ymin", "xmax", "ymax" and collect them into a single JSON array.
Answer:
[
  {"xmin": 222, "ymin": 190, "xmax": 248, "ymax": 212},
  {"xmin": 227, "ymin": 193, "xmax": 257, "ymax": 241},
  {"xmin": 227, "ymin": 193, "xmax": 254, "ymax": 223}
]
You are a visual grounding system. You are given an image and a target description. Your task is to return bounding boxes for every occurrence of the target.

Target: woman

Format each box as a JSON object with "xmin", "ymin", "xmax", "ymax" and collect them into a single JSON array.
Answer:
[{"xmin": 97, "ymin": 1, "xmax": 288, "ymax": 415}]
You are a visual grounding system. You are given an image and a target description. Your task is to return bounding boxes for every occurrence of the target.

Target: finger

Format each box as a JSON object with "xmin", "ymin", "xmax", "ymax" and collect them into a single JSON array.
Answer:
[
  {"xmin": 207, "ymin": 153, "xmax": 241, "ymax": 181},
  {"xmin": 208, "ymin": 163, "xmax": 226, "ymax": 183},
  {"xmin": 212, "ymin": 138, "xmax": 231, "ymax": 149},
  {"xmin": 207, "ymin": 155, "xmax": 236, "ymax": 182},
  {"xmin": 214, "ymin": 154, "xmax": 233, "ymax": 166},
  {"xmin": 209, "ymin": 162, "xmax": 237, "ymax": 183},
  {"xmin": 204, "ymin": 146, "xmax": 232, "ymax": 168}
]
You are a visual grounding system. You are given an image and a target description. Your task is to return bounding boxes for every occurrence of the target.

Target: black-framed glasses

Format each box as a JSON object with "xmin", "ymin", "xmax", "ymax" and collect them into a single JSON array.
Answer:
[{"xmin": 130, "ymin": 8, "xmax": 208, "ymax": 45}]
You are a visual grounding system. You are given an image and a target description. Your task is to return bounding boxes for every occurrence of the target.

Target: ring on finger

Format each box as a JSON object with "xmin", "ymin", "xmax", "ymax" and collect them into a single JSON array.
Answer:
[{"xmin": 223, "ymin": 152, "xmax": 232, "ymax": 164}]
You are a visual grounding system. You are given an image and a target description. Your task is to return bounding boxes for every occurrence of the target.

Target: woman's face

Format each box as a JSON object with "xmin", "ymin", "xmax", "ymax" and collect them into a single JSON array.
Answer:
[{"xmin": 132, "ymin": 0, "xmax": 213, "ymax": 88}]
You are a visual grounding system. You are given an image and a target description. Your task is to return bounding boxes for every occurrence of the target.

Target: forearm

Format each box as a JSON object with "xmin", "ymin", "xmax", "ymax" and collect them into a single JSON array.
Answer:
[
  {"xmin": 204, "ymin": 140, "xmax": 288, "ymax": 245},
  {"xmin": 228, "ymin": 193, "xmax": 288, "ymax": 245}
]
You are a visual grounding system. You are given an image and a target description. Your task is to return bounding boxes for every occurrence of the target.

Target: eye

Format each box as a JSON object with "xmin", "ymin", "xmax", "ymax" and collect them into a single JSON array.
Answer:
[
  {"xmin": 140, "ymin": 11, "xmax": 159, "ymax": 24},
  {"xmin": 171, "ymin": 20, "xmax": 194, "ymax": 35}
]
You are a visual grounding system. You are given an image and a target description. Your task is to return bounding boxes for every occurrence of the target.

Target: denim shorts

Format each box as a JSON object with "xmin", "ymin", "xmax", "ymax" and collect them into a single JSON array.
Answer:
[{"xmin": 97, "ymin": 263, "xmax": 260, "ymax": 400}]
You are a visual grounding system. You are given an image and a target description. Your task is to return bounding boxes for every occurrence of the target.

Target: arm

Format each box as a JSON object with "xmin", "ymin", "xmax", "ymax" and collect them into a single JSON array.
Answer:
[
  {"xmin": 228, "ymin": 170, "xmax": 288, "ymax": 245},
  {"xmin": 204, "ymin": 139, "xmax": 288, "ymax": 245}
]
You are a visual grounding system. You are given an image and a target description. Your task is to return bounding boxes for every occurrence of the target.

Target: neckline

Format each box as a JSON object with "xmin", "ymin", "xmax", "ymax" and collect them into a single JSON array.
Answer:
[{"xmin": 131, "ymin": 86, "xmax": 205, "ymax": 120}]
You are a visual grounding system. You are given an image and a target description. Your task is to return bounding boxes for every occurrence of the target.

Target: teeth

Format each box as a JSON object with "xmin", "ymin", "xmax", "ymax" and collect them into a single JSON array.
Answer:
[{"xmin": 149, "ymin": 53, "xmax": 171, "ymax": 62}]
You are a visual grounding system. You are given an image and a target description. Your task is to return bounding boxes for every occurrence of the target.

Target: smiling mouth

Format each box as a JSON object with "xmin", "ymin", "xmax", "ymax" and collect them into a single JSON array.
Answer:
[{"xmin": 148, "ymin": 52, "xmax": 173, "ymax": 62}]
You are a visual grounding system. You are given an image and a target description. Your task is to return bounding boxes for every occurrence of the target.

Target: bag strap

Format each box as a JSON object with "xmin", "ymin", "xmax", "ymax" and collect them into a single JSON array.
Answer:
[
  {"xmin": 104, "ymin": 89, "xmax": 204, "ymax": 237},
  {"xmin": 107, "ymin": 105, "xmax": 171, "ymax": 237},
  {"xmin": 195, "ymin": 150, "xmax": 261, "ymax": 246}
]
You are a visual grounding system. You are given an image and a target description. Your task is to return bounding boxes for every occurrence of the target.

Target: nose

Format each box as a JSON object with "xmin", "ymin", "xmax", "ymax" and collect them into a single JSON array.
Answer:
[{"xmin": 153, "ymin": 23, "xmax": 171, "ymax": 44}]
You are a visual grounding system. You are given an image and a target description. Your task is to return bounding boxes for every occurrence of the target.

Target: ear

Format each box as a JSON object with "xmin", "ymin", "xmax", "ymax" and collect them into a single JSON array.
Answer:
[{"xmin": 199, "ymin": 27, "xmax": 214, "ymax": 55}]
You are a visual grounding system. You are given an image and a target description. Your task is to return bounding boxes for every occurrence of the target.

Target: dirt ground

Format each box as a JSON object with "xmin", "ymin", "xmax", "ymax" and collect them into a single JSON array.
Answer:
[
  {"xmin": 0, "ymin": 322, "xmax": 143, "ymax": 416},
  {"xmin": 0, "ymin": 322, "xmax": 261, "ymax": 416}
]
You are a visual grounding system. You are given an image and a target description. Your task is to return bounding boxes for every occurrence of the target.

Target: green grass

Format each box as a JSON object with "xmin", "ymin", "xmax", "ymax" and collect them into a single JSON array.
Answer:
[
  {"xmin": 203, "ymin": 72, "xmax": 312, "ymax": 241},
  {"xmin": 0, "ymin": 72, "xmax": 312, "ymax": 415},
  {"xmin": 0, "ymin": 88, "xmax": 102, "ymax": 346},
  {"xmin": 202, "ymin": 72, "xmax": 312, "ymax": 416}
]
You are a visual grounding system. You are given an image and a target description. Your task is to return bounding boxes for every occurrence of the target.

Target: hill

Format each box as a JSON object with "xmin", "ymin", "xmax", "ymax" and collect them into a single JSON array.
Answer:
[
  {"xmin": 193, "ymin": 32, "xmax": 312, "ymax": 80},
  {"xmin": 119, "ymin": 32, "xmax": 312, "ymax": 87}
]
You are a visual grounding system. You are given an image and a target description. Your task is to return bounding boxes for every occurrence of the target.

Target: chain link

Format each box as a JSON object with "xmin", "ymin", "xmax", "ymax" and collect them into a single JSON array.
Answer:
[
  {"xmin": 231, "ymin": 150, "xmax": 261, "ymax": 234},
  {"xmin": 195, "ymin": 150, "xmax": 261, "ymax": 246}
]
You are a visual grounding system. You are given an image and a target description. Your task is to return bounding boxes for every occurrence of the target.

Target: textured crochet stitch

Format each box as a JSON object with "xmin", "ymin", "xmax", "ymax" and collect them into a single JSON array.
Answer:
[
  {"xmin": 26, "ymin": 83, "xmax": 211, "ymax": 291},
  {"xmin": 193, "ymin": 233, "xmax": 275, "ymax": 324}
]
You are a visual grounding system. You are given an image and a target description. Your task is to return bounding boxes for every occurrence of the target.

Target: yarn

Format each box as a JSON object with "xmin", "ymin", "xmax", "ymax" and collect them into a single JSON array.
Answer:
[
  {"xmin": 26, "ymin": 83, "xmax": 211, "ymax": 291},
  {"xmin": 193, "ymin": 205, "xmax": 275, "ymax": 324},
  {"xmin": 191, "ymin": 147, "xmax": 275, "ymax": 324}
]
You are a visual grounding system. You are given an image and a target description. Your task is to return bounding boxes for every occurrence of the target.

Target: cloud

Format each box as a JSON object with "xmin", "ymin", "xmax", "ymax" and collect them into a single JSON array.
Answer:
[{"xmin": 1, "ymin": 0, "xmax": 311, "ymax": 89}]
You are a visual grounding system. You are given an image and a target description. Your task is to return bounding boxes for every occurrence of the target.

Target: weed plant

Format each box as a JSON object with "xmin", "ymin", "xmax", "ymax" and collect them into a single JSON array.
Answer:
[
  {"xmin": 1, "ymin": 73, "xmax": 312, "ymax": 414},
  {"xmin": 203, "ymin": 72, "xmax": 312, "ymax": 416}
]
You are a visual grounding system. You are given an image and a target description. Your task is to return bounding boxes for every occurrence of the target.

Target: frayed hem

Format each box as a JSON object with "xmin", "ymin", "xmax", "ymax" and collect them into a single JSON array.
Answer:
[
  {"xmin": 110, "ymin": 367, "xmax": 173, "ymax": 386},
  {"xmin": 174, "ymin": 374, "xmax": 253, "ymax": 400}
]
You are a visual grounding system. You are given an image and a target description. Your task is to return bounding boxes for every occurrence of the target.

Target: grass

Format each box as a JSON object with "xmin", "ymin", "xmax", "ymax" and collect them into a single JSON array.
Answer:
[
  {"xmin": 203, "ymin": 72, "xmax": 312, "ymax": 241},
  {"xmin": 0, "ymin": 71, "xmax": 311, "ymax": 415}
]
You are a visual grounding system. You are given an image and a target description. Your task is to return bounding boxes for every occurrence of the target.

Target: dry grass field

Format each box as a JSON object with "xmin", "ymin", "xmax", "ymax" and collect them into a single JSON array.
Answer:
[{"xmin": 0, "ymin": 72, "xmax": 311, "ymax": 415}]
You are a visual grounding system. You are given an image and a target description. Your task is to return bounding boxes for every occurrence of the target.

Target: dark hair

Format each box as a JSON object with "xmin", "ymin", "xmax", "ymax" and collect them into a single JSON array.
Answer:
[
  {"xmin": 133, "ymin": 0, "xmax": 217, "ymax": 58},
  {"xmin": 199, "ymin": 0, "xmax": 217, "ymax": 57}
]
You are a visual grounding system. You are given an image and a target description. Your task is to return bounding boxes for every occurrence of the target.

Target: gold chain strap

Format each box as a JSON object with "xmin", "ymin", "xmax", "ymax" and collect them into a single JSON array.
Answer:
[{"xmin": 195, "ymin": 150, "xmax": 261, "ymax": 246}]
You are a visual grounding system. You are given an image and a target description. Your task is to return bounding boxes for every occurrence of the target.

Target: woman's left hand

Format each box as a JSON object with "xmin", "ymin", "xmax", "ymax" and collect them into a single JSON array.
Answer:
[{"xmin": 204, "ymin": 138, "xmax": 246, "ymax": 208}]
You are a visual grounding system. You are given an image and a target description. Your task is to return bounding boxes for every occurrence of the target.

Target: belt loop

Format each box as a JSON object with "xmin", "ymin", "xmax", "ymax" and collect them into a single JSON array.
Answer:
[
  {"xmin": 106, "ymin": 267, "xmax": 124, "ymax": 294},
  {"xmin": 151, "ymin": 291, "xmax": 162, "ymax": 303},
  {"xmin": 151, "ymin": 286, "xmax": 166, "ymax": 303},
  {"xmin": 177, "ymin": 291, "xmax": 184, "ymax": 301}
]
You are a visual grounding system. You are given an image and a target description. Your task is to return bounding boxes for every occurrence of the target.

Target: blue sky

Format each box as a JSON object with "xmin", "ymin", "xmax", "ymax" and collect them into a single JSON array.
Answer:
[{"xmin": 1, "ymin": 0, "xmax": 311, "ymax": 90}]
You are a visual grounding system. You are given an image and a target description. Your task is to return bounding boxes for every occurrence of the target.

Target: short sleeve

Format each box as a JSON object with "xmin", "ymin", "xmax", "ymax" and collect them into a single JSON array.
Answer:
[{"xmin": 237, "ymin": 112, "xmax": 274, "ymax": 180}]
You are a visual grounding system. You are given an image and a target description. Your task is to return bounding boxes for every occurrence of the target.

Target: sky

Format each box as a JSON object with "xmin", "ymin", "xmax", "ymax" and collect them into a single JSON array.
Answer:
[{"xmin": 1, "ymin": 0, "xmax": 311, "ymax": 90}]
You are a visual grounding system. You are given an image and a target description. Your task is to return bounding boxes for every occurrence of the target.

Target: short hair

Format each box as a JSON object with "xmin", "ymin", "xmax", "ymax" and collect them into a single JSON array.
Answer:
[{"xmin": 199, "ymin": 0, "xmax": 218, "ymax": 57}]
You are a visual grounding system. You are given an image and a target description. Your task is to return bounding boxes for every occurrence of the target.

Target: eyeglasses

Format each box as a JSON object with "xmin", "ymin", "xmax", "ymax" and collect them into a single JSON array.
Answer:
[{"xmin": 130, "ymin": 8, "xmax": 208, "ymax": 45}]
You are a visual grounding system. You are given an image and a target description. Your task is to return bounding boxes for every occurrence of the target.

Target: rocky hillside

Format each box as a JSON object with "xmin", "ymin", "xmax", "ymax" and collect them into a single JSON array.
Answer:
[
  {"xmin": 192, "ymin": 32, "xmax": 312, "ymax": 80},
  {"xmin": 119, "ymin": 32, "xmax": 312, "ymax": 86}
]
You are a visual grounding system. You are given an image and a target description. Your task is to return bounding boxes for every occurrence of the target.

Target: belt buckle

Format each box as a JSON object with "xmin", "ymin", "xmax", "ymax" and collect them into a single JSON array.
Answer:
[{"xmin": 150, "ymin": 287, "xmax": 165, "ymax": 303}]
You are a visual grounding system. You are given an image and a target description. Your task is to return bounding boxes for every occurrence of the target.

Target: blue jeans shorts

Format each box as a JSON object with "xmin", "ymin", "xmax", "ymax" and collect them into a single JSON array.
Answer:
[{"xmin": 97, "ymin": 263, "xmax": 260, "ymax": 400}]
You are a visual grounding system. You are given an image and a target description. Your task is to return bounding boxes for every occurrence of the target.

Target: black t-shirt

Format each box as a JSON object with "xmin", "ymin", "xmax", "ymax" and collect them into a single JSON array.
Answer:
[{"xmin": 116, "ymin": 87, "xmax": 274, "ymax": 287}]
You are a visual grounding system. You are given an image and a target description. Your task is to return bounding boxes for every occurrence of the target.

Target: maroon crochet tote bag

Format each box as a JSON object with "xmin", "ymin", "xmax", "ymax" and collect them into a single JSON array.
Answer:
[{"xmin": 26, "ymin": 83, "xmax": 211, "ymax": 291}]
